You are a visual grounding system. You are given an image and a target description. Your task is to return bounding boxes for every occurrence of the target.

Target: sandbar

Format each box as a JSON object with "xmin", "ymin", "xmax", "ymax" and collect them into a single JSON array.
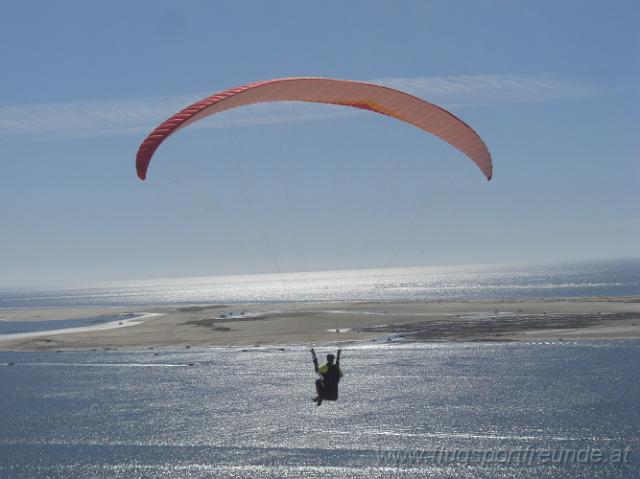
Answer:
[{"xmin": 0, "ymin": 297, "xmax": 638, "ymax": 351}]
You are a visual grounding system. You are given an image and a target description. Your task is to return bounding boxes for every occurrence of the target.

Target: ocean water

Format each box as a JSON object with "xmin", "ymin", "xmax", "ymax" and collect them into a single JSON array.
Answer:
[
  {"xmin": 1, "ymin": 259, "xmax": 639, "ymax": 308},
  {"xmin": 1, "ymin": 342, "xmax": 638, "ymax": 478}
]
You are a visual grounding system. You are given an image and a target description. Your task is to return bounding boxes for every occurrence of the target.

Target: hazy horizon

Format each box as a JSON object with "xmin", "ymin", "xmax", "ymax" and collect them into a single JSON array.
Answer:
[{"xmin": 1, "ymin": 256, "xmax": 638, "ymax": 291}]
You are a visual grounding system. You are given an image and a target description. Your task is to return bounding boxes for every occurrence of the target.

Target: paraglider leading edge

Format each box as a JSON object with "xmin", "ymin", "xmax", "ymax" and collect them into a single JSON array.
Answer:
[{"xmin": 136, "ymin": 77, "xmax": 493, "ymax": 181}]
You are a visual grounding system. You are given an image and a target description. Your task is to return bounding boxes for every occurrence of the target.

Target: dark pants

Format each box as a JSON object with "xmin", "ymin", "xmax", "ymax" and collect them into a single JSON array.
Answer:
[{"xmin": 316, "ymin": 378, "xmax": 338, "ymax": 401}]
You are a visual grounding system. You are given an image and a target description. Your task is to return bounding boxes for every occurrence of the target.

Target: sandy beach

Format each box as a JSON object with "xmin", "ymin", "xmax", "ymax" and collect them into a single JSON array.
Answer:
[{"xmin": 1, "ymin": 297, "xmax": 638, "ymax": 351}]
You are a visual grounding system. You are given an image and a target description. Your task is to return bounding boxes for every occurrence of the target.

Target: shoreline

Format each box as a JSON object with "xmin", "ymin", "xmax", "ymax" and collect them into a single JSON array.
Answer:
[
  {"xmin": 0, "ymin": 312, "xmax": 163, "ymax": 343},
  {"xmin": 0, "ymin": 297, "xmax": 638, "ymax": 351}
]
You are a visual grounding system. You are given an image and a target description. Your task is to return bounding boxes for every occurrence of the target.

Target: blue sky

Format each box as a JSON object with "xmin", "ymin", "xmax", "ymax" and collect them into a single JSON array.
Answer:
[{"xmin": 0, "ymin": 0, "xmax": 638, "ymax": 287}]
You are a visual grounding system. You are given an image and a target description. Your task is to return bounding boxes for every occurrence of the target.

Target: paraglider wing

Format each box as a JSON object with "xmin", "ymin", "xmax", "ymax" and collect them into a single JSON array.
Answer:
[{"xmin": 136, "ymin": 77, "xmax": 492, "ymax": 180}]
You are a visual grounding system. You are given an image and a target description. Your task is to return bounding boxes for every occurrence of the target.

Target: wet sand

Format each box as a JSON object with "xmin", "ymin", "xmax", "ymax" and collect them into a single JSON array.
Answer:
[{"xmin": 0, "ymin": 297, "xmax": 639, "ymax": 350}]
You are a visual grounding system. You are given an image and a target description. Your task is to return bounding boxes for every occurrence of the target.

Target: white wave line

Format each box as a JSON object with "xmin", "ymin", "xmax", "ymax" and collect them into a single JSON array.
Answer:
[
  {"xmin": 4, "ymin": 362, "xmax": 190, "ymax": 367},
  {"xmin": 0, "ymin": 312, "xmax": 162, "ymax": 342}
]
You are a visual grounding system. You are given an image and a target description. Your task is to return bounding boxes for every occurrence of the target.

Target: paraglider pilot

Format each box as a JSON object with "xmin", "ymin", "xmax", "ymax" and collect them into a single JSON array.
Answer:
[{"xmin": 311, "ymin": 348, "xmax": 343, "ymax": 406}]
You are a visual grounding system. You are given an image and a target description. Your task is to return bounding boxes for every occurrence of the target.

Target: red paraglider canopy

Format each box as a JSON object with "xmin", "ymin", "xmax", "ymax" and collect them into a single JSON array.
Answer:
[{"xmin": 136, "ymin": 77, "xmax": 492, "ymax": 180}]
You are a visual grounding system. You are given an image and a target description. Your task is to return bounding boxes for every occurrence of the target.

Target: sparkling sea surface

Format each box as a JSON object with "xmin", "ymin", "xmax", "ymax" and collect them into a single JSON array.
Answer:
[
  {"xmin": 1, "ymin": 342, "xmax": 639, "ymax": 478},
  {"xmin": 1, "ymin": 259, "xmax": 639, "ymax": 308},
  {"xmin": 1, "ymin": 259, "xmax": 639, "ymax": 478}
]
